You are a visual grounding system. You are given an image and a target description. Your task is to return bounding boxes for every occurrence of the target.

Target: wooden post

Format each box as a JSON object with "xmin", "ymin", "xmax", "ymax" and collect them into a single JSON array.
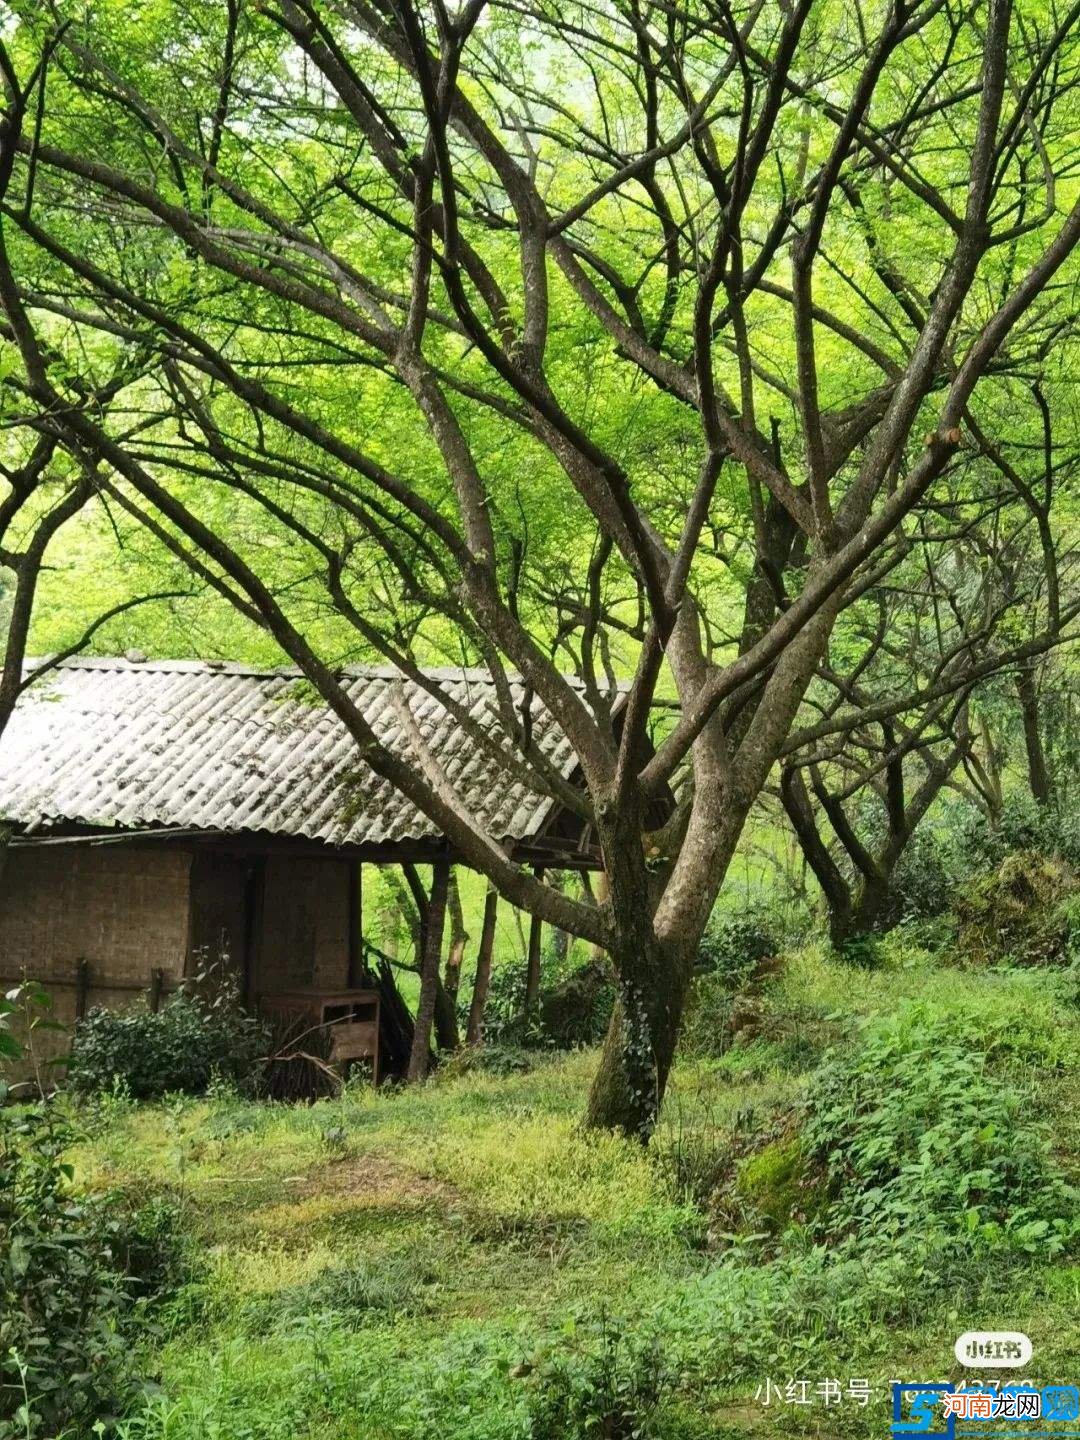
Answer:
[
  {"xmin": 524, "ymin": 865, "xmax": 545, "ymax": 1020},
  {"xmin": 407, "ymin": 859, "xmax": 450, "ymax": 1082},
  {"xmin": 75, "ymin": 958, "xmax": 90, "ymax": 1021},
  {"xmin": 149, "ymin": 967, "xmax": 165, "ymax": 1013},
  {"xmin": 466, "ymin": 883, "xmax": 498, "ymax": 1045},
  {"xmin": 347, "ymin": 859, "xmax": 363, "ymax": 987}
]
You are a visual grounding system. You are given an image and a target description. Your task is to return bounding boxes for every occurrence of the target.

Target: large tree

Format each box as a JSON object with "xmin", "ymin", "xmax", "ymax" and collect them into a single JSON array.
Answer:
[
  {"xmin": 1, "ymin": 0, "xmax": 1079, "ymax": 1134},
  {"xmin": 779, "ymin": 402, "xmax": 1080, "ymax": 942}
]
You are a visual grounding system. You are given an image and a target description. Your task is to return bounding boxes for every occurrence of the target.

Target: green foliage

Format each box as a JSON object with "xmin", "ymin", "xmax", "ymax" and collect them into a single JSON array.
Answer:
[
  {"xmin": 836, "ymin": 933, "xmax": 884, "ymax": 969},
  {"xmin": 0, "ymin": 982, "xmax": 64, "ymax": 1083},
  {"xmin": 247, "ymin": 1253, "xmax": 445, "ymax": 1334},
  {"xmin": 955, "ymin": 794, "xmax": 1080, "ymax": 873},
  {"xmin": 802, "ymin": 1005, "xmax": 1077, "ymax": 1257},
  {"xmin": 890, "ymin": 827, "xmax": 957, "ymax": 923},
  {"xmin": 678, "ymin": 963, "xmax": 836, "ymax": 1072},
  {"xmin": 735, "ymin": 1137, "xmax": 823, "ymax": 1236},
  {"xmin": 0, "ymin": 993, "xmax": 22, "ymax": 1065},
  {"xmin": 436, "ymin": 1043, "xmax": 535, "ymax": 1079},
  {"xmin": 67, "ymin": 988, "xmax": 268, "ymax": 1102},
  {"xmin": 523, "ymin": 1312, "xmax": 671, "ymax": 1440},
  {"xmin": 696, "ymin": 909, "xmax": 778, "ymax": 985},
  {"xmin": 650, "ymin": 1106, "xmax": 733, "ymax": 1216},
  {"xmin": 482, "ymin": 958, "xmax": 613, "ymax": 1051},
  {"xmin": 0, "ymin": 1103, "xmax": 173, "ymax": 1439},
  {"xmin": 20, "ymin": 936, "xmax": 1080, "ymax": 1440},
  {"xmin": 676, "ymin": 910, "xmax": 786, "ymax": 1063}
]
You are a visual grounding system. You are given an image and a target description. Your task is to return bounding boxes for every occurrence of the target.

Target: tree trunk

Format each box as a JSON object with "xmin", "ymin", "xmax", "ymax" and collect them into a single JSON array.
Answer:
[
  {"xmin": 581, "ymin": 811, "xmax": 696, "ymax": 1141},
  {"xmin": 846, "ymin": 871, "xmax": 893, "ymax": 940},
  {"xmin": 523, "ymin": 865, "xmax": 544, "ymax": 1019},
  {"xmin": 444, "ymin": 869, "xmax": 467, "ymax": 1003},
  {"xmin": 407, "ymin": 859, "xmax": 450, "ymax": 1082},
  {"xmin": 1016, "ymin": 665, "xmax": 1052, "ymax": 806},
  {"xmin": 780, "ymin": 766, "xmax": 854, "ymax": 945},
  {"xmin": 582, "ymin": 924, "xmax": 694, "ymax": 1142},
  {"xmin": 466, "ymin": 883, "xmax": 498, "ymax": 1045},
  {"xmin": 433, "ymin": 975, "xmax": 459, "ymax": 1052}
]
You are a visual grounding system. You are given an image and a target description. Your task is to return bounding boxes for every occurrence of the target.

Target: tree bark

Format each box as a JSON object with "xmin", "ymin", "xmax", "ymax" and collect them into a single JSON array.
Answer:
[
  {"xmin": 444, "ymin": 869, "xmax": 467, "ymax": 1003},
  {"xmin": 1016, "ymin": 665, "xmax": 1052, "ymax": 805},
  {"xmin": 583, "ymin": 925, "xmax": 694, "ymax": 1142},
  {"xmin": 407, "ymin": 859, "xmax": 450, "ymax": 1081},
  {"xmin": 845, "ymin": 872, "xmax": 893, "ymax": 941},
  {"xmin": 466, "ymin": 882, "xmax": 498, "ymax": 1045},
  {"xmin": 780, "ymin": 766, "xmax": 854, "ymax": 944},
  {"xmin": 582, "ymin": 807, "xmax": 698, "ymax": 1140},
  {"xmin": 433, "ymin": 975, "xmax": 459, "ymax": 1052},
  {"xmin": 524, "ymin": 883, "xmax": 544, "ymax": 1022}
]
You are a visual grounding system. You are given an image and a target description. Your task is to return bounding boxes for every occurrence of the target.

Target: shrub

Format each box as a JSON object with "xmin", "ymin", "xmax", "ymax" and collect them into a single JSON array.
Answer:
[
  {"xmin": 954, "ymin": 793, "xmax": 1080, "ymax": 873},
  {"xmin": 836, "ymin": 932, "xmax": 883, "ymax": 968},
  {"xmin": 0, "ymin": 1103, "xmax": 160, "ymax": 1438},
  {"xmin": 67, "ymin": 988, "xmax": 268, "ymax": 1101},
  {"xmin": 437, "ymin": 1043, "xmax": 535, "ymax": 1079},
  {"xmin": 481, "ymin": 957, "xmax": 613, "ymax": 1050},
  {"xmin": 890, "ymin": 827, "xmax": 956, "ymax": 922},
  {"xmin": 696, "ymin": 908, "xmax": 778, "ymax": 985},
  {"xmin": 523, "ymin": 1311, "xmax": 672, "ymax": 1440},
  {"xmin": 802, "ymin": 1005, "xmax": 1077, "ymax": 1257}
]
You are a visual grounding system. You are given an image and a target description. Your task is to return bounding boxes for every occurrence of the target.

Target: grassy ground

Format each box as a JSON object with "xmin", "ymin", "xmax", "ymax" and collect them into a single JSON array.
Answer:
[{"xmin": 72, "ymin": 941, "xmax": 1080, "ymax": 1440}]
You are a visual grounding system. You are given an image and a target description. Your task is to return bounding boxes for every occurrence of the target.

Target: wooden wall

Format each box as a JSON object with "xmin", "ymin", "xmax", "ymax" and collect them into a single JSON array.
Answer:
[
  {"xmin": 0, "ymin": 844, "xmax": 193, "ymax": 1074},
  {"xmin": 0, "ymin": 841, "xmax": 359, "ymax": 1082}
]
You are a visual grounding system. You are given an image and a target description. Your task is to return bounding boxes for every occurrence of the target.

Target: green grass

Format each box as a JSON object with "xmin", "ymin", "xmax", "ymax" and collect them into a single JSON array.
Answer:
[{"xmin": 63, "ymin": 942, "xmax": 1080, "ymax": 1440}]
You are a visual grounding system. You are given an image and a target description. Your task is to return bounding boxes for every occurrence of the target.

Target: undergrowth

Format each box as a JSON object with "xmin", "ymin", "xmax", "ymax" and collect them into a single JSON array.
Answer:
[{"xmin": 11, "ymin": 930, "xmax": 1076, "ymax": 1439}]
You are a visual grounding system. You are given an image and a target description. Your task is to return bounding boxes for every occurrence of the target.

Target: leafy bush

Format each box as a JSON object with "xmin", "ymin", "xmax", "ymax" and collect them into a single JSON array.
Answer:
[
  {"xmin": 696, "ymin": 908, "xmax": 778, "ymax": 984},
  {"xmin": 0, "ymin": 1103, "xmax": 176, "ymax": 1438},
  {"xmin": 523, "ymin": 1312, "xmax": 671, "ymax": 1440},
  {"xmin": 482, "ymin": 957, "xmax": 613, "ymax": 1050},
  {"xmin": 0, "ymin": 982, "xmax": 65, "ymax": 1095},
  {"xmin": 890, "ymin": 826, "xmax": 956, "ymax": 922},
  {"xmin": 67, "ymin": 987, "xmax": 268, "ymax": 1101},
  {"xmin": 836, "ymin": 932, "xmax": 884, "ymax": 968},
  {"xmin": 954, "ymin": 793, "xmax": 1080, "ymax": 873},
  {"xmin": 802, "ymin": 1005, "xmax": 1077, "ymax": 1257},
  {"xmin": 437, "ymin": 1043, "xmax": 536, "ymax": 1079}
]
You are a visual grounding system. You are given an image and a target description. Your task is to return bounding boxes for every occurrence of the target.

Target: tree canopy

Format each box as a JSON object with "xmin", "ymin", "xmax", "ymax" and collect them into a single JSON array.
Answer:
[{"xmin": 1, "ymin": 0, "xmax": 1078, "ymax": 1132}]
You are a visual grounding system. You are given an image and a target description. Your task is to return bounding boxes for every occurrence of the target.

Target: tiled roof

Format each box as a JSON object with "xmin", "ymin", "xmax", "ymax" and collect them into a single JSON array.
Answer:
[{"xmin": 0, "ymin": 658, "xmax": 588, "ymax": 847}]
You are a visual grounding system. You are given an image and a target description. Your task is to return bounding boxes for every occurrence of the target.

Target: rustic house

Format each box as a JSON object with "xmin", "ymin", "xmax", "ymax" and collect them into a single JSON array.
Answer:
[{"xmin": 0, "ymin": 656, "xmax": 611, "ymax": 1076}]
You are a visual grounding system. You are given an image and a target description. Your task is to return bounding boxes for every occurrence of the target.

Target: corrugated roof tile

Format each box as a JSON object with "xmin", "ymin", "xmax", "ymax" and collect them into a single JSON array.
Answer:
[{"xmin": 0, "ymin": 658, "xmax": 598, "ymax": 847}]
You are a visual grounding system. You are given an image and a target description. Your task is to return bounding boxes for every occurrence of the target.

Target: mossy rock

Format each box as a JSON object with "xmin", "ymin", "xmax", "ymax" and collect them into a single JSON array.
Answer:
[
  {"xmin": 735, "ymin": 1137, "xmax": 825, "ymax": 1233},
  {"xmin": 954, "ymin": 850, "xmax": 1076, "ymax": 966}
]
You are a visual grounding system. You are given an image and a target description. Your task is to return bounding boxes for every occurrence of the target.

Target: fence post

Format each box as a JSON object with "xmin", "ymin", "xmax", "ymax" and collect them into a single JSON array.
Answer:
[{"xmin": 149, "ymin": 967, "xmax": 165, "ymax": 1013}]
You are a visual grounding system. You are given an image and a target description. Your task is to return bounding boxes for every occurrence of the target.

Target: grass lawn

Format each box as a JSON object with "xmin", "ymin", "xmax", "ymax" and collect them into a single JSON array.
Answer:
[{"xmin": 71, "ymin": 943, "xmax": 1080, "ymax": 1440}]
